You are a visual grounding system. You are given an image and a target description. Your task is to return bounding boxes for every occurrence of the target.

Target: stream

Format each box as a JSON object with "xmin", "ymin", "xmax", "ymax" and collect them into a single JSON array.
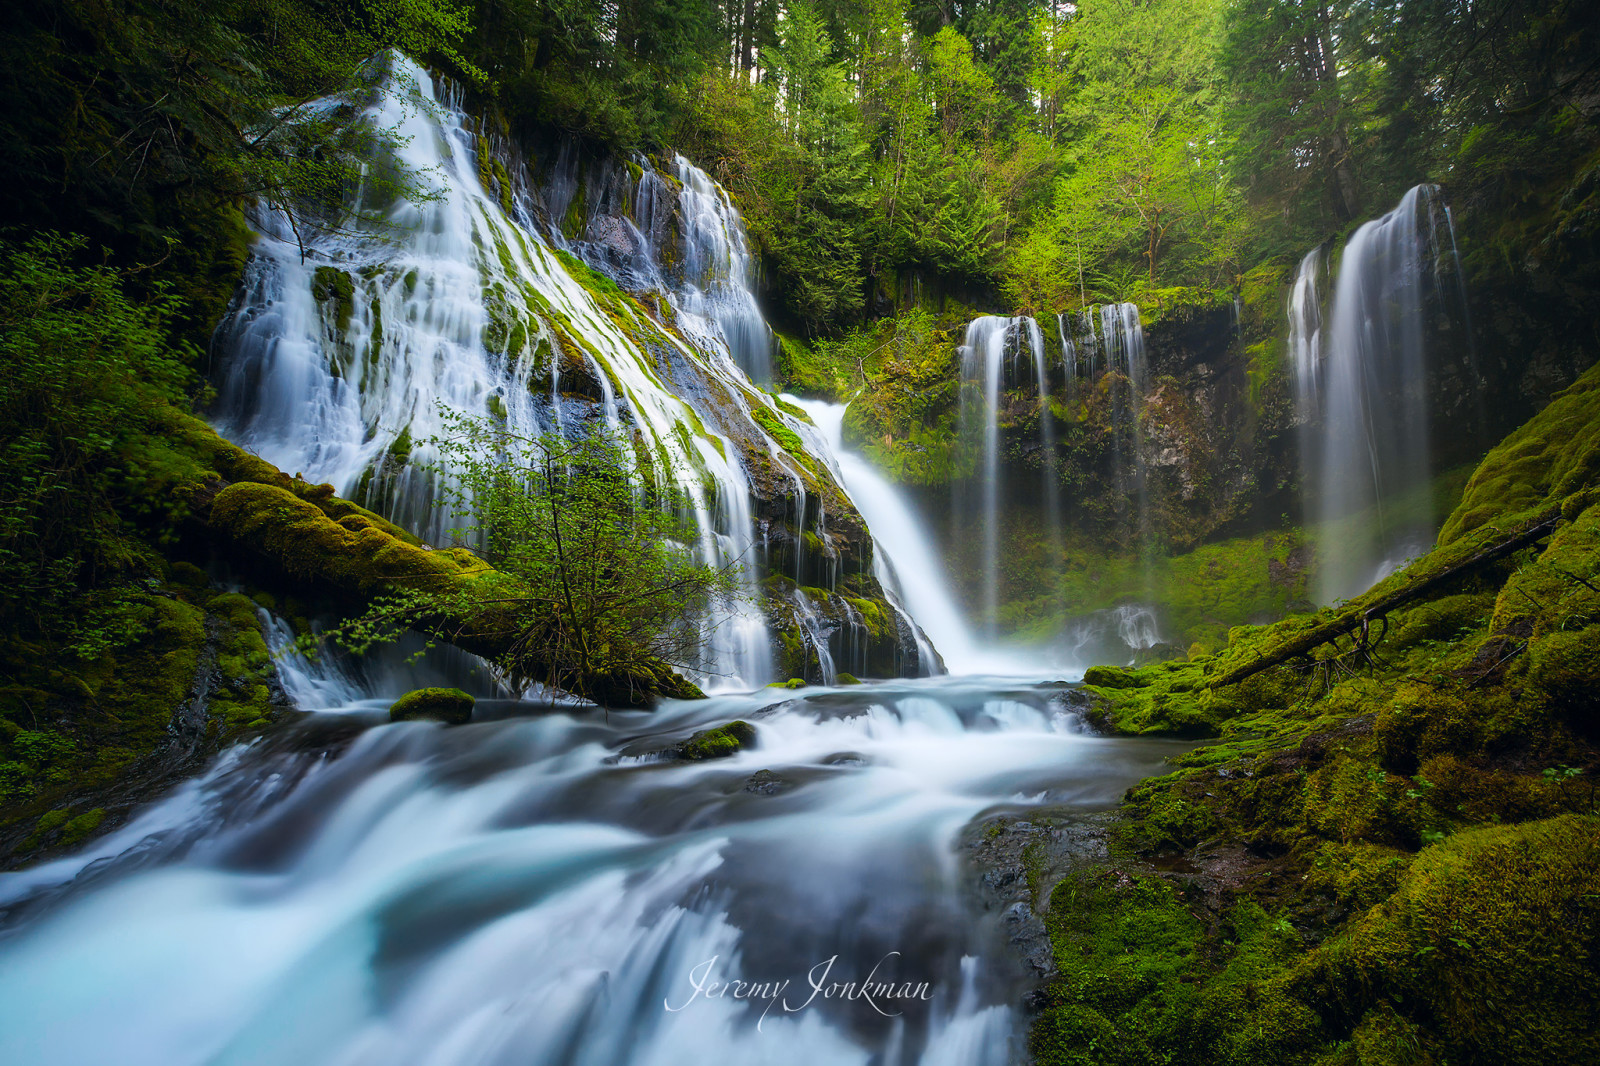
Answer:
[{"xmin": 0, "ymin": 676, "xmax": 1185, "ymax": 1066}]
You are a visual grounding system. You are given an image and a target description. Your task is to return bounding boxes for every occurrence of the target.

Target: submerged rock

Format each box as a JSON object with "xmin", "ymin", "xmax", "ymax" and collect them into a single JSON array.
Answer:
[
  {"xmin": 390, "ymin": 687, "xmax": 475, "ymax": 725},
  {"xmin": 743, "ymin": 769, "xmax": 790, "ymax": 795}
]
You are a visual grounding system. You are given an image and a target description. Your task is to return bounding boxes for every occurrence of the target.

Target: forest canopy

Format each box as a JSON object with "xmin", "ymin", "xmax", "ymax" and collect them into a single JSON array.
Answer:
[
  {"xmin": 473, "ymin": 0, "xmax": 1596, "ymax": 332},
  {"xmin": 2, "ymin": 0, "xmax": 1595, "ymax": 337}
]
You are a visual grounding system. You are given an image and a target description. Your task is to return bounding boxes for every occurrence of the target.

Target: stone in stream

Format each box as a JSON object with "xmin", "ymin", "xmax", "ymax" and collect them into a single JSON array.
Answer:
[
  {"xmin": 389, "ymin": 687, "xmax": 475, "ymax": 725},
  {"xmin": 743, "ymin": 769, "xmax": 791, "ymax": 795},
  {"xmin": 676, "ymin": 720, "xmax": 757, "ymax": 760}
]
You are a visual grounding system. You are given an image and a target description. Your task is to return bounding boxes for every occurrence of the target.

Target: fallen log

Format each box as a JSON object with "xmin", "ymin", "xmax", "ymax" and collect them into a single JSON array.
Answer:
[{"xmin": 1209, "ymin": 509, "xmax": 1562, "ymax": 689}]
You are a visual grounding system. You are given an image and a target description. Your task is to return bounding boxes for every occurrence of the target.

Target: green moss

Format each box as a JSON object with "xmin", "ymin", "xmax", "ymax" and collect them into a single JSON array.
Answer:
[
  {"xmin": 552, "ymin": 247, "xmax": 630, "ymax": 308},
  {"xmin": 834, "ymin": 672, "xmax": 861, "ymax": 685},
  {"xmin": 1440, "ymin": 362, "xmax": 1600, "ymax": 544},
  {"xmin": 311, "ymin": 266, "xmax": 355, "ymax": 331},
  {"xmin": 1083, "ymin": 659, "xmax": 1225, "ymax": 736},
  {"xmin": 1030, "ymin": 869, "xmax": 1206, "ymax": 1065},
  {"xmin": 1305, "ymin": 815, "xmax": 1600, "ymax": 1064},
  {"xmin": 390, "ymin": 687, "xmax": 475, "ymax": 725},
  {"xmin": 388, "ymin": 425, "xmax": 413, "ymax": 465},
  {"xmin": 767, "ymin": 677, "xmax": 807, "ymax": 689},
  {"xmin": 773, "ymin": 394, "xmax": 814, "ymax": 424},
  {"xmin": 1082, "ymin": 664, "xmax": 1145, "ymax": 689},
  {"xmin": 59, "ymin": 807, "xmax": 105, "ymax": 846},
  {"xmin": 561, "ymin": 178, "xmax": 588, "ymax": 239},
  {"xmin": 678, "ymin": 720, "xmax": 757, "ymax": 759},
  {"xmin": 206, "ymin": 591, "xmax": 277, "ymax": 730},
  {"xmin": 773, "ymin": 329, "xmax": 851, "ymax": 399},
  {"xmin": 750, "ymin": 400, "xmax": 807, "ymax": 456}
]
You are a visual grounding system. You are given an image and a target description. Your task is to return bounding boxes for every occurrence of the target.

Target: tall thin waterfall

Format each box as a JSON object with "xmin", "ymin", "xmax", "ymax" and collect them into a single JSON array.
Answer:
[
  {"xmin": 1060, "ymin": 304, "xmax": 1150, "ymax": 548},
  {"xmin": 1288, "ymin": 184, "xmax": 1470, "ymax": 603},
  {"xmin": 958, "ymin": 316, "xmax": 1055, "ymax": 634},
  {"xmin": 211, "ymin": 54, "xmax": 796, "ymax": 690},
  {"xmin": 954, "ymin": 307, "xmax": 1152, "ymax": 635},
  {"xmin": 1287, "ymin": 247, "xmax": 1324, "ymax": 424}
]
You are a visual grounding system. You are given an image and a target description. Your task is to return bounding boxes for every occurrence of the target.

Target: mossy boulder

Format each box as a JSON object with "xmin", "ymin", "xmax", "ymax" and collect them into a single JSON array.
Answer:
[
  {"xmin": 678, "ymin": 720, "xmax": 757, "ymax": 760},
  {"xmin": 1304, "ymin": 814, "xmax": 1600, "ymax": 1064},
  {"xmin": 389, "ymin": 687, "xmax": 475, "ymax": 725},
  {"xmin": 1082, "ymin": 665, "xmax": 1145, "ymax": 689},
  {"xmin": 1441, "ymin": 362, "xmax": 1600, "ymax": 544},
  {"xmin": 1527, "ymin": 625, "xmax": 1600, "ymax": 714}
]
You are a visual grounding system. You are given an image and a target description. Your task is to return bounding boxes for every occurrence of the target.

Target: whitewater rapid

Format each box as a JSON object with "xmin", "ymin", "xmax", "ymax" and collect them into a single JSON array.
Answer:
[{"xmin": 0, "ymin": 673, "xmax": 1184, "ymax": 1066}]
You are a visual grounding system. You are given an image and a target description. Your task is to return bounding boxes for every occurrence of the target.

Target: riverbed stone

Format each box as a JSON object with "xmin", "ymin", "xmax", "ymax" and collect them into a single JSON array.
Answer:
[{"xmin": 390, "ymin": 687, "xmax": 475, "ymax": 725}]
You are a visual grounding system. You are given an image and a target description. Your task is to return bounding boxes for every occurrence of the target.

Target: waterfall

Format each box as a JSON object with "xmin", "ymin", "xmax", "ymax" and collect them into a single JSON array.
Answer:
[
  {"xmin": 785, "ymin": 397, "xmax": 971, "ymax": 675},
  {"xmin": 957, "ymin": 316, "xmax": 1059, "ymax": 635},
  {"xmin": 958, "ymin": 317, "xmax": 1009, "ymax": 635},
  {"xmin": 665, "ymin": 158, "xmax": 776, "ymax": 385},
  {"xmin": 1058, "ymin": 303, "xmax": 1150, "ymax": 553},
  {"xmin": 1288, "ymin": 184, "xmax": 1470, "ymax": 602},
  {"xmin": 1287, "ymin": 247, "xmax": 1324, "ymax": 424},
  {"xmin": 209, "ymin": 54, "xmax": 804, "ymax": 691}
]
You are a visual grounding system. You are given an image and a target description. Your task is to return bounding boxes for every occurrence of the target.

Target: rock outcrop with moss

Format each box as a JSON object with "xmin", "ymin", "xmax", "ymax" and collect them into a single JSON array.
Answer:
[
  {"xmin": 1018, "ymin": 361, "xmax": 1600, "ymax": 1065},
  {"xmin": 390, "ymin": 687, "xmax": 475, "ymax": 724}
]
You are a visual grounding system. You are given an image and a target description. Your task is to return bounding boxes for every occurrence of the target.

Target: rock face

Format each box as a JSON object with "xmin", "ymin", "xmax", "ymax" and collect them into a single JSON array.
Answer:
[
  {"xmin": 206, "ymin": 59, "xmax": 931, "ymax": 691},
  {"xmin": 514, "ymin": 134, "xmax": 927, "ymax": 681},
  {"xmin": 389, "ymin": 688, "xmax": 475, "ymax": 725}
]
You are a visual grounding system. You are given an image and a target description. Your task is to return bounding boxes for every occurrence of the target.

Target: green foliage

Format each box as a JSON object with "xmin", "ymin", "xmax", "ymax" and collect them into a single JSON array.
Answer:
[
  {"xmin": 327, "ymin": 414, "xmax": 741, "ymax": 700},
  {"xmin": 0, "ymin": 234, "xmax": 190, "ymax": 629},
  {"xmin": 837, "ymin": 310, "xmax": 973, "ymax": 484},
  {"xmin": 1010, "ymin": 0, "xmax": 1244, "ymax": 308},
  {"xmin": 0, "ymin": 0, "xmax": 476, "ymax": 312}
]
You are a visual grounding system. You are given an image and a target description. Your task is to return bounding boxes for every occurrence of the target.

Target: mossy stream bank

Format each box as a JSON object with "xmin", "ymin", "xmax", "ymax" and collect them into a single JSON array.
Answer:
[{"xmin": 972, "ymin": 364, "xmax": 1600, "ymax": 1065}]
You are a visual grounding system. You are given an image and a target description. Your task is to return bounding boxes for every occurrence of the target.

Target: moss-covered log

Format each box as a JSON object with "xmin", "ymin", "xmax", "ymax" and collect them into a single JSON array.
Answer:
[{"xmin": 1209, "ymin": 508, "xmax": 1562, "ymax": 688}]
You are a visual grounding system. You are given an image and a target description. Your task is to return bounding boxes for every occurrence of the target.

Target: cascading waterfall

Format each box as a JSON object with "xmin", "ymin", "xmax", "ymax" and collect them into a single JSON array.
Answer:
[
  {"xmin": 539, "ymin": 145, "xmax": 775, "ymax": 386},
  {"xmin": 666, "ymin": 158, "xmax": 776, "ymax": 385},
  {"xmin": 209, "ymin": 54, "xmax": 835, "ymax": 691},
  {"xmin": 1287, "ymin": 184, "xmax": 1472, "ymax": 603},
  {"xmin": 786, "ymin": 398, "xmax": 971, "ymax": 675}
]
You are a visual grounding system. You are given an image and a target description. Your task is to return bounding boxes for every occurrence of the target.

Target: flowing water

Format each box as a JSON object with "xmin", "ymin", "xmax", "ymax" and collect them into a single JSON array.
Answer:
[
  {"xmin": 957, "ymin": 317, "xmax": 1058, "ymax": 636},
  {"xmin": 207, "ymin": 54, "xmax": 856, "ymax": 691},
  {"xmin": 1287, "ymin": 184, "xmax": 1472, "ymax": 602},
  {"xmin": 0, "ymin": 57, "xmax": 1203, "ymax": 1066},
  {"xmin": 0, "ymin": 668, "xmax": 1186, "ymax": 1066}
]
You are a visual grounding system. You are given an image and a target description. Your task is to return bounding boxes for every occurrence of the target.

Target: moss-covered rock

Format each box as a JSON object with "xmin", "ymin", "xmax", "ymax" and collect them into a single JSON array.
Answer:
[
  {"xmin": 390, "ymin": 687, "xmax": 475, "ymax": 725},
  {"xmin": 1030, "ymin": 355, "xmax": 1600, "ymax": 1064},
  {"xmin": 677, "ymin": 720, "xmax": 757, "ymax": 760},
  {"xmin": 1304, "ymin": 815, "xmax": 1600, "ymax": 1064}
]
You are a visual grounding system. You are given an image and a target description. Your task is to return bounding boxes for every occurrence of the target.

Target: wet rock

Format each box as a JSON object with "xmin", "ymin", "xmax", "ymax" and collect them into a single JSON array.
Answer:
[
  {"xmin": 822, "ymin": 751, "xmax": 868, "ymax": 766},
  {"xmin": 743, "ymin": 769, "xmax": 790, "ymax": 795},
  {"xmin": 390, "ymin": 687, "xmax": 475, "ymax": 725},
  {"xmin": 677, "ymin": 720, "xmax": 756, "ymax": 760}
]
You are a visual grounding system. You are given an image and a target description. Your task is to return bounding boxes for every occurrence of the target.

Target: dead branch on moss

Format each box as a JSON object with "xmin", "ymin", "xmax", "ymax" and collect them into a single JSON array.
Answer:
[{"xmin": 1211, "ymin": 509, "xmax": 1562, "ymax": 689}]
